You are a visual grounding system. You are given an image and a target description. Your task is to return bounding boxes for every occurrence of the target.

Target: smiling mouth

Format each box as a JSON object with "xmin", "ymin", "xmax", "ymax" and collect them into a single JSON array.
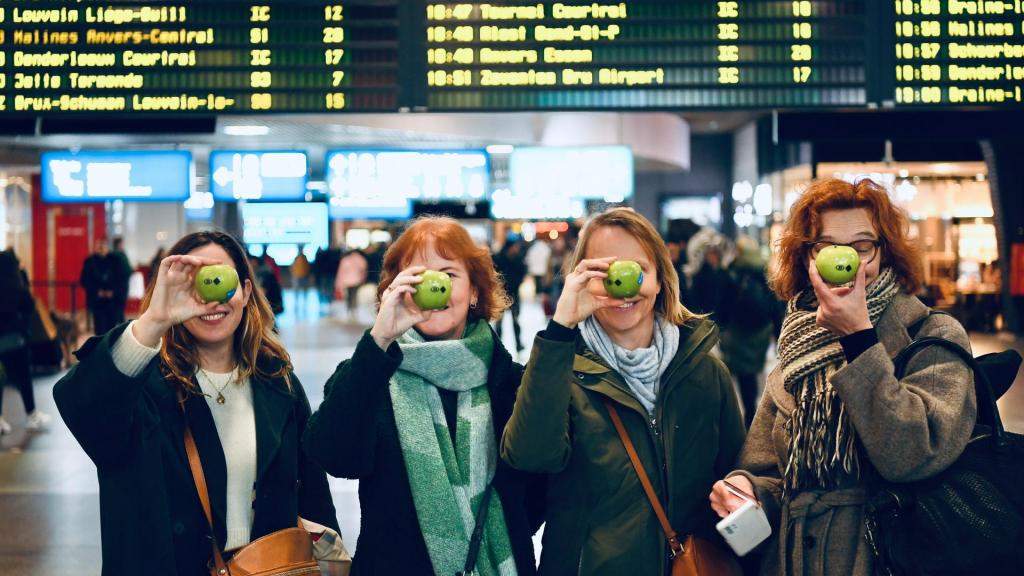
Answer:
[
  {"xmin": 614, "ymin": 301, "xmax": 637, "ymax": 310},
  {"xmin": 200, "ymin": 312, "xmax": 227, "ymax": 322}
]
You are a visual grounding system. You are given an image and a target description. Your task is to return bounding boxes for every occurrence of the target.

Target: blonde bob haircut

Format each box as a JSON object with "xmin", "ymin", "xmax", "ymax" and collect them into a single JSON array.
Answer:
[{"xmin": 568, "ymin": 207, "xmax": 697, "ymax": 326}]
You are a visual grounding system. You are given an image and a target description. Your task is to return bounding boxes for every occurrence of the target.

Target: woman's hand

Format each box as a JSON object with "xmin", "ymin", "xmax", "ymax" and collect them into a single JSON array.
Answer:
[
  {"xmin": 709, "ymin": 475, "xmax": 757, "ymax": 518},
  {"xmin": 134, "ymin": 255, "xmax": 222, "ymax": 347},
  {"xmin": 552, "ymin": 257, "xmax": 626, "ymax": 329},
  {"xmin": 369, "ymin": 266, "xmax": 434, "ymax": 351},
  {"xmin": 807, "ymin": 258, "xmax": 872, "ymax": 337}
]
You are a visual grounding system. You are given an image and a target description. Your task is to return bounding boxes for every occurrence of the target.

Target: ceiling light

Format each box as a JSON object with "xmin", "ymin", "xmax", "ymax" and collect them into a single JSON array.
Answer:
[
  {"xmin": 486, "ymin": 144, "xmax": 514, "ymax": 155},
  {"xmin": 898, "ymin": 169, "xmax": 909, "ymax": 178},
  {"xmin": 931, "ymin": 163, "xmax": 955, "ymax": 175},
  {"xmin": 223, "ymin": 125, "xmax": 269, "ymax": 136}
]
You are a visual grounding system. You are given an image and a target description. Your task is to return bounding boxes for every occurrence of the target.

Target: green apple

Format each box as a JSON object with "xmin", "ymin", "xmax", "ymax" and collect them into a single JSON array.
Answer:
[
  {"xmin": 603, "ymin": 260, "xmax": 644, "ymax": 299},
  {"xmin": 815, "ymin": 245, "xmax": 860, "ymax": 285},
  {"xmin": 194, "ymin": 264, "xmax": 240, "ymax": 303},
  {"xmin": 412, "ymin": 270, "xmax": 452, "ymax": 310}
]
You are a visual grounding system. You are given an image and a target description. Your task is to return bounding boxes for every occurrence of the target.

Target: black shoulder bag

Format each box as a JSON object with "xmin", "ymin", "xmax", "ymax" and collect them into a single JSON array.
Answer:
[{"xmin": 865, "ymin": 313, "xmax": 1024, "ymax": 575}]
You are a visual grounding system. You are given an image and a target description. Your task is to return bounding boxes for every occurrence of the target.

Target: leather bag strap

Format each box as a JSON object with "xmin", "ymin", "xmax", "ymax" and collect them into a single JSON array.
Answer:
[
  {"xmin": 179, "ymin": 394, "xmax": 230, "ymax": 575},
  {"xmin": 604, "ymin": 401, "xmax": 684, "ymax": 557},
  {"xmin": 457, "ymin": 484, "xmax": 494, "ymax": 576}
]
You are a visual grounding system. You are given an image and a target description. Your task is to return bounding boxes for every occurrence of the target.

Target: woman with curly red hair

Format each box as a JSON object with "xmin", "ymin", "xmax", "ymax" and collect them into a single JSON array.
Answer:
[
  {"xmin": 303, "ymin": 216, "xmax": 544, "ymax": 576},
  {"xmin": 709, "ymin": 178, "xmax": 977, "ymax": 575}
]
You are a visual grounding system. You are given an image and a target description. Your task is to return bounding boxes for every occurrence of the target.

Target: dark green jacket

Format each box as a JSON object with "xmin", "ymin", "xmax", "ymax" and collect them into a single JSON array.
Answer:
[{"xmin": 502, "ymin": 318, "xmax": 746, "ymax": 575}]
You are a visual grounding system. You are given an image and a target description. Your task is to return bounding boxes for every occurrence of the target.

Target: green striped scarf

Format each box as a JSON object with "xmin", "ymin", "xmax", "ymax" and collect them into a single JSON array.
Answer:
[{"xmin": 390, "ymin": 320, "xmax": 518, "ymax": 576}]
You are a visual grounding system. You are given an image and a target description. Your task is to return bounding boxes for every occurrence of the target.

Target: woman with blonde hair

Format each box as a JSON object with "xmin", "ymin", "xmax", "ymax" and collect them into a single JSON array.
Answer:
[
  {"xmin": 502, "ymin": 207, "xmax": 745, "ymax": 575},
  {"xmin": 710, "ymin": 178, "xmax": 977, "ymax": 575},
  {"xmin": 55, "ymin": 231, "xmax": 338, "ymax": 576}
]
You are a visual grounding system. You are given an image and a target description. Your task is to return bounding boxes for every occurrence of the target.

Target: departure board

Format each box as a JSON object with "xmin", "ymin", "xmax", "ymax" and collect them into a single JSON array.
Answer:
[
  {"xmin": 889, "ymin": 0, "xmax": 1024, "ymax": 106},
  {"xmin": 4, "ymin": 1, "xmax": 1024, "ymax": 114},
  {"xmin": 417, "ymin": 1, "xmax": 868, "ymax": 110},
  {"xmin": 0, "ymin": 0, "xmax": 400, "ymax": 113}
]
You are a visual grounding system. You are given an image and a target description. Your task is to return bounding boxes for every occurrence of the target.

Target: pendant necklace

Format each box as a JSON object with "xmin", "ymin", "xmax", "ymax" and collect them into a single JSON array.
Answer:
[{"xmin": 198, "ymin": 368, "xmax": 235, "ymax": 405}]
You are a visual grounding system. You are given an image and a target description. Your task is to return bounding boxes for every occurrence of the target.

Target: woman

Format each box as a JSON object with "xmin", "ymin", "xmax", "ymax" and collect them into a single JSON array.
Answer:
[
  {"xmin": 303, "ymin": 216, "xmax": 544, "ymax": 576},
  {"xmin": 54, "ymin": 231, "xmax": 338, "ymax": 576},
  {"xmin": 0, "ymin": 250, "xmax": 50, "ymax": 434},
  {"xmin": 710, "ymin": 178, "xmax": 977, "ymax": 575},
  {"xmin": 502, "ymin": 208, "xmax": 745, "ymax": 575}
]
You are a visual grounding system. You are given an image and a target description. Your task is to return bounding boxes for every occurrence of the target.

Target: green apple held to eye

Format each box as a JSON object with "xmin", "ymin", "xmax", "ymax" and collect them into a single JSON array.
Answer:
[
  {"xmin": 194, "ymin": 265, "xmax": 239, "ymax": 303},
  {"xmin": 815, "ymin": 245, "xmax": 860, "ymax": 285},
  {"xmin": 412, "ymin": 270, "xmax": 452, "ymax": 310},
  {"xmin": 603, "ymin": 260, "xmax": 644, "ymax": 299}
]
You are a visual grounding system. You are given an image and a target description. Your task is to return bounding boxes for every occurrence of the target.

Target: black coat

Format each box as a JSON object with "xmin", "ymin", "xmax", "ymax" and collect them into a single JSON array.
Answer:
[
  {"xmin": 53, "ymin": 323, "xmax": 339, "ymax": 576},
  {"xmin": 303, "ymin": 330, "xmax": 546, "ymax": 576}
]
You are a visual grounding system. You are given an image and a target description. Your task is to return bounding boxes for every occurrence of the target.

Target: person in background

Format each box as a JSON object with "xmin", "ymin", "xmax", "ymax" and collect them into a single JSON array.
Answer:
[
  {"xmin": 502, "ymin": 208, "xmax": 745, "ymax": 575},
  {"xmin": 250, "ymin": 255, "xmax": 284, "ymax": 316},
  {"xmin": 304, "ymin": 216, "xmax": 544, "ymax": 575},
  {"xmin": 719, "ymin": 235, "xmax": 780, "ymax": 428},
  {"xmin": 684, "ymin": 228, "xmax": 733, "ymax": 321},
  {"xmin": 314, "ymin": 246, "xmax": 342, "ymax": 310},
  {"xmin": 493, "ymin": 239, "xmax": 527, "ymax": 354},
  {"xmin": 291, "ymin": 246, "xmax": 312, "ymax": 315},
  {"xmin": 524, "ymin": 238, "xmax": 551, "ymax": 300},
  {"xmin": 55, "ymin": 231, "xmax": 338, "ymax": 575},
  {"xmin": 365, "ymin": 242, "xmax": 386, "ymax": 287},
  {"xmin": 710, "ymin": 178, "xmax": 977, "ymax": 576},
  {"xmin": 146, "ymin": 247, "xmax": 167, "ymax": 288},
  {"xmin": 335, "ymin": 247, "xmax": 368, "ymax": 322},
  {"xmin": 80, "ymin": 238, "xmax": 122, "ymax": 336},
  {"xmin": 111, "ymin": 237, "xmax": 134, "ymax": 325},
  {"xmin": 0, "ymin": 250, "xmax": 51, "ymax": 434}
]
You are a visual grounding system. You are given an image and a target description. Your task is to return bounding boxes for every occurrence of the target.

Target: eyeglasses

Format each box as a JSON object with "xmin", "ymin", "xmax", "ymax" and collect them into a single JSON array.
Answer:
[{"xmin": 806, "ymin": 239, "xmax": 882, "ymax": 263}]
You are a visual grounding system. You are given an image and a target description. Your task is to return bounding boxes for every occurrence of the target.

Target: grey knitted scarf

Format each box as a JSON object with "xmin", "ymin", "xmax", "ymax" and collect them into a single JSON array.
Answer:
[
  {"xmin": 778, "ymin": 267, "xmax": 899, "ymax": 498},
  {"xmin": 580, "ymin": 315, "xmax": 680, "ymax": 414}
]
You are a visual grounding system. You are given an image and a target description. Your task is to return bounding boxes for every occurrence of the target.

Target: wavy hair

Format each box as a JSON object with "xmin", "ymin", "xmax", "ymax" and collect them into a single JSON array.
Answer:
[
  {"xmin": 139, "ymin": 231, "xmax": 292, "ymax": 397},
  {"xmin": 377, "ymin": 216, "xmax": 511, "ymax": 323},
  {"xmin": 569, "ymin": 207, "xmax": 698, "ymax": 326},
  {"xmin": 770, "ymin": 177, "xmax": 924, "ymax": 301}
]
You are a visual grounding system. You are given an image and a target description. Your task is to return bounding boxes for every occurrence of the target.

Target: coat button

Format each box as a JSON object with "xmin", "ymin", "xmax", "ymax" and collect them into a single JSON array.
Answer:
[
  {"xmin": 804, "ymin": 535, "xmax": 816, "ymax": 549},
  {"xmin": 172, "ymin": 522, "xmax": 184, "ymax": 535}
]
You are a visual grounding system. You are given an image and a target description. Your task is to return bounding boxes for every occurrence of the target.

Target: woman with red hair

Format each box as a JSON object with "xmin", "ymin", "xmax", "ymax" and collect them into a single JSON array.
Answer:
[
  {"xmin": 303, "ymin": 216, "xmax": 544, "ymax": 576},
  {"xmin": 709, "ymin": 178, "xmax": 977, "ymax": 575}
]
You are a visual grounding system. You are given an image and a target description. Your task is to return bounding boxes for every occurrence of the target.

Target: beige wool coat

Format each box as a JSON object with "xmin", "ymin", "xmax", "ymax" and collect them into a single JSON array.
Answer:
[{"xmin": 732, "ymin": 292, "xmax": 977, "ymax": 576}]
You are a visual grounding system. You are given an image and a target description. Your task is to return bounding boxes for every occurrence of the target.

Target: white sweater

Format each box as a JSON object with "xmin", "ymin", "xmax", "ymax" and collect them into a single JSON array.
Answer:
[{"xmin": 112, "ymin": 322, "xmax": 257, "ymax": 550}]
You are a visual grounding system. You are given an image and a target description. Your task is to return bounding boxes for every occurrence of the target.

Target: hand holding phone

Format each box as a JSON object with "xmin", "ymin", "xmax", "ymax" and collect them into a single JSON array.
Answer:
[{"xmin": 715, "ymin": 480, "xmax": 772, "ymax": 556}]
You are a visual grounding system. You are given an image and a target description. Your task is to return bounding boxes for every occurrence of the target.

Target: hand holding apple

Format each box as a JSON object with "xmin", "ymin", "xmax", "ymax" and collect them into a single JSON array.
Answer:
[
  {"xmin": 133, "ymin": 255, "xmax": 223, "ymax": 348},
  {"xmin": 552, "ymin": 257, "xmax": 626, "ymax": 329},
  {"xmin": 808, "ymin": 256, "xmax": 872, "ymax": 337},
  {"xmin": 370, "ymin": 266, "xmax": 434, "ymax": 351}
]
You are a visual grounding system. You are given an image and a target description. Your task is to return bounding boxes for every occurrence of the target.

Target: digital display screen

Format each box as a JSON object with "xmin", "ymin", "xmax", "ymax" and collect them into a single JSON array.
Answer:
[
  {"xmin": 510, "ymin": 145, "xmax": 633, "ymax": 201},
  {"xmin": 0, "ymin": 0, "xmax": 400, "ymax": 114},
  {"xmin": 210, "ymin": 150, "xmax": 308, "ymax": 201},
  {"xmin": 2, "ymin": 1, "xmax": 1023, "ymax": 113},
  {"xmin": 241, "ymin": 201, "xmax": 328, "ymax": 265},
  {"xmin": 888, "ymin": 2, "xmax": 1024, "ymax": 106},
  {"xmin": 326, "ymin": 149, "xmax": 489, "ymax": 219},
  {"xmin": 40, "ymin": 150, "xmax": 191, "ymax": 202}
]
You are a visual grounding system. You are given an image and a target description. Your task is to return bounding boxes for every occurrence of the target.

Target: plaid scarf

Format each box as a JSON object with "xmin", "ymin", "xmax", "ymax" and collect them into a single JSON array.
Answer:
[
  {"xmin": 778, "ymin": 268, "xmax": 899, "ymax": 498},
  {"xmin": 389, "ymin": 320, "xmax": 517, "ymax": 576}
]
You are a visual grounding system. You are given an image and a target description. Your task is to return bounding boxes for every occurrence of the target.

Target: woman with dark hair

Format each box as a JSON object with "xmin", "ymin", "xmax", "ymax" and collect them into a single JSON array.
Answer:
[
  {"xmin": 54, "ymin": 231, "xmax": 338, "ymax": 576},
  {"xmin": 0, "ymin": 250, "xmax": 50, "ymax": 434},
  {"xmin": 710, "ymin": 178, "xmax": 977, "ymax": 576},
  {"xmin": 304, "ymin": 216, "xmax": 544, "ymax": 575}
]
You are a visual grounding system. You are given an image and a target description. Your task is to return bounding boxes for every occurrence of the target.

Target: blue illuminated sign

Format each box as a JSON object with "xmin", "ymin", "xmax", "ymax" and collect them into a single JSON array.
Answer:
[
  {"xmin": 326, "ymin": 149, "xmax": 489, "ymax": 220},
  {"xmin": 41, "ymin": 150, "xmax": 191, "ymax": 203},
  {"xmin": 509, "ymin": 146, "xmax": 634, "ymax": 202},
  {"xmin": 241, "ymin": 202, "xmax": 328, "ymax": 266},
  {"xmin": 210, "ymin": 150, "xmax": 308, "ymax": 201}
]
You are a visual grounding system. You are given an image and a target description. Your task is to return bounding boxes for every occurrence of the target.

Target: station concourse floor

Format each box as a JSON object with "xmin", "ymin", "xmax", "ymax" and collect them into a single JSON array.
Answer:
[{"xmin": 1, "ymin": 290, "xmax": 1022, "ymax": 575}]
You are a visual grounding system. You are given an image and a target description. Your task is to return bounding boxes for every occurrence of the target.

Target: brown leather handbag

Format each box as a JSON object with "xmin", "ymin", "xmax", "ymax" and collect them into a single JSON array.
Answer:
[
  {"xmin": 182, "ymin": 416, "xmax": 320, "ymax": 576},
  {"xmin": 604, "ymin": 401, "xmax": 742, "ymax": 576}
]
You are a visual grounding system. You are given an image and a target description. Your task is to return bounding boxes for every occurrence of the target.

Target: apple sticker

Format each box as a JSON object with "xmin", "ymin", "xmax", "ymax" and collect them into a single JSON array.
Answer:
[
  {"xmin": 814, "ymin": 245, "xmax": 860, "ymax": 285},
  {"xmin": 604, "ymin": 260, "xmax": 644, "ymax": 299},
  {"xmin": 412, "ymin": 270, "xmax": 452, "ymax": 310}
]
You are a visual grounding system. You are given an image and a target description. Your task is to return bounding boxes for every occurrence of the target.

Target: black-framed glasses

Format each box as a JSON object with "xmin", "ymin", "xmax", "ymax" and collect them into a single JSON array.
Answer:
[{"xmin": 807, "ymin": 240, "xmax": 882, "ymax": 263}]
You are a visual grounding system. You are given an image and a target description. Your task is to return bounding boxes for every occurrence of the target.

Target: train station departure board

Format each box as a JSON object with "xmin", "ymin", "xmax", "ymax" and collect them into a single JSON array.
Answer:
[{"xmin": 0, "ymin": 1, "xmax": 1023, "ymax": 114}]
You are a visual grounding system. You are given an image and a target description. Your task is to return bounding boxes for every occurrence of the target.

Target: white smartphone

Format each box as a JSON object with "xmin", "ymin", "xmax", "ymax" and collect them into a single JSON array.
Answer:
[{"xmin": 715, "ymin": 482, "xmax": 772, "ymax": 556}]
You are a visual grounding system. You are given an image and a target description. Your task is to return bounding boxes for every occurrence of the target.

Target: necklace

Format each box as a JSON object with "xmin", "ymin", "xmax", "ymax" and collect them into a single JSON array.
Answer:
[{"xmin": 198, "ymin": 368, "xmax": 236, "ymax": 405}]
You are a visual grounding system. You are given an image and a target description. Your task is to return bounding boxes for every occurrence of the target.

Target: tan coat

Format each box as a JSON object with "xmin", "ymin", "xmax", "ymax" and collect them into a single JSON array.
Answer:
[{"xmin": 733, "ymin": 293, "xmax": 977, "ymax": 576}]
